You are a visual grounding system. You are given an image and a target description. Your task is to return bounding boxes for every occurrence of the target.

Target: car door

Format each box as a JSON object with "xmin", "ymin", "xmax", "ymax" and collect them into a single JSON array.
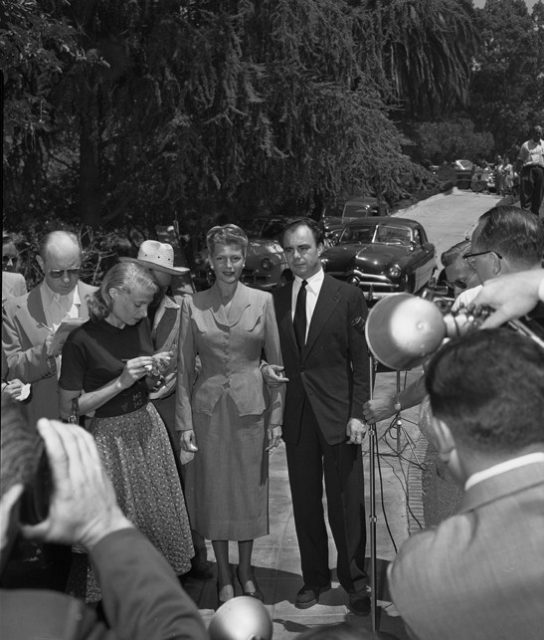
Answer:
[{"xmin": 409, "ymin": 226, "xmax": 436, "ymax": 291}]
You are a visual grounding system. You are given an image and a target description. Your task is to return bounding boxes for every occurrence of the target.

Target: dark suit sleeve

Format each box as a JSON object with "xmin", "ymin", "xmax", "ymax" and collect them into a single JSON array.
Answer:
[
  {"xmin": 90, "ymin": 528, "xmax": 207, "ymax": 640},
  {"xmin": 347, "ymin": 287, "xmax": 370, "ymax": 420}
]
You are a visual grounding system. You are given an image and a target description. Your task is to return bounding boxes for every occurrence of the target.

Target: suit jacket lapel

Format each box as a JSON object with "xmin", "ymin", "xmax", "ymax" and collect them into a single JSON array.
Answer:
[
  {"xmin": 26, "ymin": 286, "xmax": 48, "ymax": 329},
  {"xmin": 208, "ymin": 282, "xmax": 251, "ymax": 327},
  {"xmin": 303, "ymin": 276, "xmax": 338, "ymax": 359}
]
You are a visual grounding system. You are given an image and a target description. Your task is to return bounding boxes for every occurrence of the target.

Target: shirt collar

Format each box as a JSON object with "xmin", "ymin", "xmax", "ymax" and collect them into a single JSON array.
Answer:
[
  {"xmin": 41, "ymin": 280, "xmax": 80, "ymax": 305},
  {"xmin": 294, "ymin": 268, "xmax": 324, "ymax": 290},
  {"xmin": 465, "ymin": 452, "xmax": 544, "ymax": 491}
]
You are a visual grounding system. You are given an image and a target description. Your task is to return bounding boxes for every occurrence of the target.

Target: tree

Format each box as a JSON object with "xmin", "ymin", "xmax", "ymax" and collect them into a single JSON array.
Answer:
[
  {"xmin": 413, "ymin": 118, "xmax": 494, "ymax": 163},
  {"xmin": 357, "ymin": 0, "xmax": 479, "ymax": 120},
  {"xmin": 469, "ymin": 0, "xmax": 544, "ymax": 154}
]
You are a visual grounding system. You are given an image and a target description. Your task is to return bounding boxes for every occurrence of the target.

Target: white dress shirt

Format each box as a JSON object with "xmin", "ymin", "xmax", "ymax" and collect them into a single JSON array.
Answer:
[
  {"xmin": 40, "ymin": 281, "xmax": 81, "ymax": 331},
  {"xmin": 291, "ymin": 268, "xmax": 325, "ymax": 342}
]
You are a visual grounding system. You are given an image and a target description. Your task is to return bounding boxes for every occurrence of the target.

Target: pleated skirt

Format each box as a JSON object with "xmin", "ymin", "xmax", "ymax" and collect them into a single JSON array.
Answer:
[{"xmin": 184, "ymin": 394, "xmax": 269, "ymax": 540}]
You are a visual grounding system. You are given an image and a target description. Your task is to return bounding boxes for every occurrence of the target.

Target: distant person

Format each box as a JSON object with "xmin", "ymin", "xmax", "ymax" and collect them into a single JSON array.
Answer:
[
  {"xmin": 388, "ymin": 329, "xmax": 544, "ymax": 640},
  {"xmin": 516, "ymin": 125, "xmax": 544, "ymax": 215},
  {"xmin": 59, "ymin": 261, "xmax": 194, "ymax": 602},
  {"xmin": 493, "ymin": 154, "xmax": 504, "ymax": 195},
  {"xmin": 499, "ymin": 156, "xmax": 514, "ymax": 195},
  {"xmin": 176, "ymin": 224, "xmax": 285, "ymax": 607},
  {"xmin": 2, "ymin": 234, "xmax": 27, "ymax": 304},
  {"xmin": 0, "ymin": 395, "xmax": 207, "ymax": 640},
  {"xmin": 2, "ymin": 231, "xmax": 96, "ymax": 431}
]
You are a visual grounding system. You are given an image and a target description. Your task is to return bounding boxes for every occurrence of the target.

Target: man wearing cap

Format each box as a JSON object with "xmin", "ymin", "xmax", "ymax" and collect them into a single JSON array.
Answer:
[{"xmin": 126, "ymin": 240, "xmax": 211, "ymax": 580}]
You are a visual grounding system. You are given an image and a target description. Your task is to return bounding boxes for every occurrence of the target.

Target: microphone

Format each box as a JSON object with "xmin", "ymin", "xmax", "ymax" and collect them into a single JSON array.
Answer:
[{"xmin": 365, "ymin": 294, "xmax": 486, "ymax": 370}]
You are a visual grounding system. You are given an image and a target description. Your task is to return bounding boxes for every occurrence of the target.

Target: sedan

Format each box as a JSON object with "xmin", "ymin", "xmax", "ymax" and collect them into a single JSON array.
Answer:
[{"xmin": 320, "ymin": 217, "xmax": 436, "ymax": 300}]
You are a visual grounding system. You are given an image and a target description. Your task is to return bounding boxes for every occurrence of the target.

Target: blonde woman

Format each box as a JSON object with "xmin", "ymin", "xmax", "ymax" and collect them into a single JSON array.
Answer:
[
  {"xmin": 59, "ymin": 261, "xmax": 193, "ymax": 601},
  {"xmin": 176, "ymin": 224, "xmax": 285, "ymax": 606}
]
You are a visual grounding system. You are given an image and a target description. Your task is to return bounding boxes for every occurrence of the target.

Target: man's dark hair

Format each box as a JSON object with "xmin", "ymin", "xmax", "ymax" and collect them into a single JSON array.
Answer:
[
  {"xmin": 473, "ymin": 206, "xmax": 544, "ymax": 266},
  {"xmin": 282, "ymin": 217, "xmax": 324, "ymax": 246},
  {"xmin": 425, "ymin": 329, "xmax": 544, "ymax": 454}
]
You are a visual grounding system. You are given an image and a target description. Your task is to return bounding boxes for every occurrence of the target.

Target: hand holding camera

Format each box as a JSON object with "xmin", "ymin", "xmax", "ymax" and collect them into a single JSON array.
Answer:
[{"xmin": 21, "ymin": 418, "xmax": 132, "ymax": 550}]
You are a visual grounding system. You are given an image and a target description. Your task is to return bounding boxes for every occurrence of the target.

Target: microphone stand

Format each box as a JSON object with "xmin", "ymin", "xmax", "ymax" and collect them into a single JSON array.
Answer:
[{"xmin": 366, "ymin": 354, "xmax": 398, "ymax": 639}]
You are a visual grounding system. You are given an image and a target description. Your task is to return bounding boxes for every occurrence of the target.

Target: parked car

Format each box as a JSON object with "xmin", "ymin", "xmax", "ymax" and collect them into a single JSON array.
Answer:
[
  {"xmin": 193, "ymin": 217, "xmax": 291, "ymax": 291},
  {"xmin": 452, "ymin": 159, "xmax": 474, "ymax": 189},
  {"xmin": 320, "ymin": 217, "xmax": 436, "ymax": 300},
  {"xmin": 342, "ymin": 195, "xmax": 390, "ymax": 220},
  {"xmin": 321, "ymin": 216, "xmax": 345, "ymax": 247}
]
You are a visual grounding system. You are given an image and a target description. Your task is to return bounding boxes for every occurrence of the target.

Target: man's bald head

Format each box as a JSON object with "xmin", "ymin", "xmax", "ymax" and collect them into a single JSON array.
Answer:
[
  {"xmin": 39, "ymin": 231, "xmax": 81, "ymax": 261},
  {"xmin": 37, "ymin": 231, "xmax": 82, "ymax": 295}
]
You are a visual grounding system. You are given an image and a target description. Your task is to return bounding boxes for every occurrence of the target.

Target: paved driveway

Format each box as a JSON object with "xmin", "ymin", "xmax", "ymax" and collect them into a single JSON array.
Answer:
[{"xmin": 393, "ymin": 187, "xmax": 502, "ymax": 266}]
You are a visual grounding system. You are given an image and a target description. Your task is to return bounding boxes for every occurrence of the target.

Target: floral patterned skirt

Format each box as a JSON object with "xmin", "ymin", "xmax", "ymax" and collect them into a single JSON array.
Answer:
[{"xmin": 68, "ymin": 403, "xmax": 193, "ymax": 602}]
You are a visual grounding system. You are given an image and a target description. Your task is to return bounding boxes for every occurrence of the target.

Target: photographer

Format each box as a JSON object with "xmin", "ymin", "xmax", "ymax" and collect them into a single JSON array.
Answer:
[
  {"xmin": 388, "ymin": 330, "xmax": 544, "ymax": 640},
  {"xmin": 0, "ymin": 394, "xmax": 207, "ymax": 640}
]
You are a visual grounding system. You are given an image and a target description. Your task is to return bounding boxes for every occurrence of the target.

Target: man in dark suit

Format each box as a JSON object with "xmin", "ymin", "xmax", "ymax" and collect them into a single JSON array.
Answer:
[
  {"xmin": 270, "ymin": 217, "xmax": 370, "ymax": 615},
  {"xmin": 0, "ymin": 394, "xmax": 207, "ymax": 640},
  {"xmin": 388, "ymin": 329, "xmax": 544, "ymax": 640}
]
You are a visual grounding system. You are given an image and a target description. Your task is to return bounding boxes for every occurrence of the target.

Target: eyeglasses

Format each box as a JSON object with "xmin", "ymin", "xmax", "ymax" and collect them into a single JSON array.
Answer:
[
  {"xmin": 48, "ymin": 268, "xmax": 81, "ymax": 279},
  {"xmin": 462, "ymin": 250, "xmax": 502, "ymax": 265}
]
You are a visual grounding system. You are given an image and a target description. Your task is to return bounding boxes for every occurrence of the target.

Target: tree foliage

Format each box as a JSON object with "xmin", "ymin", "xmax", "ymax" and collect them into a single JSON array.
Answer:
[
  {"xmin": 358, "ymin": 0, "xmax": 479, "ymax": 120},
  {"xmin": 469, "ymin": 0, "xmax": 544, "ymax": 154},
  {"xmin": 3, "ymin": 0, "xmax": 520, "ymax": 243},
  {"xmin": 413, "ymin": 118, "xmax": 494, "ymax": 163}
]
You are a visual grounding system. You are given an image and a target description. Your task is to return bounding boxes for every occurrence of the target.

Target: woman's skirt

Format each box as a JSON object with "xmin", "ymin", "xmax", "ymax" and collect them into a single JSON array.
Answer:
[
  {"xmin": 69, "ymin": 403, "xmax": 193, "ymax": 602},
  {"xmin": 184, "ymin": 394, "xmax": 269, "ymax": 540}
]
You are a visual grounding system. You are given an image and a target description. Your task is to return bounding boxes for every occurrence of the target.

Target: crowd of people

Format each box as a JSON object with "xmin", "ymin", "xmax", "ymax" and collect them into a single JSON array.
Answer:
[{"xmin": 1, "ymin": 205, "xmax": 544, "ymax": 639}]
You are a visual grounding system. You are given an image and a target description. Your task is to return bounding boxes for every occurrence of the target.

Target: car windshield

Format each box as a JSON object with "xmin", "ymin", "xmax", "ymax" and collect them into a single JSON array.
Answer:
[
  {"xmin": 339, "ymin": 224, "xmax": 412, "ymax": 246},
  {"xmin": 373, "ymin": 225, "xmax": 412, "ymax": 245}
]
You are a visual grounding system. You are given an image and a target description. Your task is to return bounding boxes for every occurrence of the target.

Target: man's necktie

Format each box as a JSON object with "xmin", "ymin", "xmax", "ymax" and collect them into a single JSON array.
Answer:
[{"xmin": 293, "ymin": 280, "xmax": 308, "ymax": 351}]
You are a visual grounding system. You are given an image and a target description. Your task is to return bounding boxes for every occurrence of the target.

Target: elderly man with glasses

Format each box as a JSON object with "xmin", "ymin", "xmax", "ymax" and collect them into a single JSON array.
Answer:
[
  {"xmin": 2, "ymin": 231, "xmax": 96, "ymax": 428},
  {"xmin": 452, "ymin": 205, "xmax": 544, "ymax": 315}
]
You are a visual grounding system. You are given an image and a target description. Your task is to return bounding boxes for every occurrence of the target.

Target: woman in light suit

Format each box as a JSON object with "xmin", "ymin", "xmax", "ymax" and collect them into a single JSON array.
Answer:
[{"xmin": 175, "ymin": 224, "xmax": 285, "ymax": 606}]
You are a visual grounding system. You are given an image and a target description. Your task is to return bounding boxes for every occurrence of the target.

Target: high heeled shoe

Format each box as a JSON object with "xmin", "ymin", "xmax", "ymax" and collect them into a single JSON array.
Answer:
[
  {"xmin": 216, "ymin": 581, "xmax": 235, "ymax": 608},
  {"xmin": 236, "ymin": 567, "xmax": 264, "ymax": 602}
]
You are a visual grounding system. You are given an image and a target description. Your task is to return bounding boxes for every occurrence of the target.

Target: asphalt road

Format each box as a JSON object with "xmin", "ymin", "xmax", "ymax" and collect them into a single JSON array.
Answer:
[{"xmin": 393, "ymin": 187, "xmax": 502, "ymax": 266}]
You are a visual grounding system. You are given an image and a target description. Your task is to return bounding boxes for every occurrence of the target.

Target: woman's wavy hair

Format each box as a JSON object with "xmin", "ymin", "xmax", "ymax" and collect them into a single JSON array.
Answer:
[
  {"xmin": 88, "ymin": 261, "xmax": 158, "ymax": 321},
  {"xmin": 206, "ymin": 224, "xmax": 248, "ymax": 257}
]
